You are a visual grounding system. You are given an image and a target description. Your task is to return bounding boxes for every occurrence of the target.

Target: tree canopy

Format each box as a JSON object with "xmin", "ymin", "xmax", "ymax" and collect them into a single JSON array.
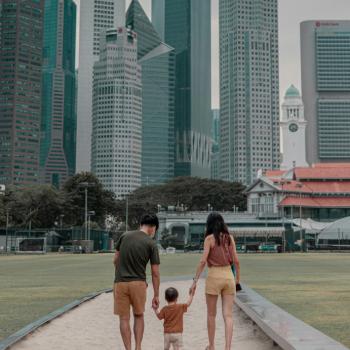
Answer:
[
  {"xmin": 0, "ymin": 172, "xmax": 118, "ymax": 230},
  {"xmin": 115, "ymin": 177, "xmax": 246, "ymax": 229}
]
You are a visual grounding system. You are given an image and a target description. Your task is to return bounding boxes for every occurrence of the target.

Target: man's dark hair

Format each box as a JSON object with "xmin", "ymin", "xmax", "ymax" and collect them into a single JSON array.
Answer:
[
  {"xmin": 140, "ymin": 214, "xmax": 159, "ymax": 230},
  {"xmin": 165, "ymin": 287, "xmax": 178, "ymax": 302}
]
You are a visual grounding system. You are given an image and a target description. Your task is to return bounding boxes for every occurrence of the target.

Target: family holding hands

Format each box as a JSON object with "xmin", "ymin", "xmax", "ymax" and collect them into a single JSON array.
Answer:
[{"xmin": 113, "ymin": 212, "xmax": 241, "ymax": 350}]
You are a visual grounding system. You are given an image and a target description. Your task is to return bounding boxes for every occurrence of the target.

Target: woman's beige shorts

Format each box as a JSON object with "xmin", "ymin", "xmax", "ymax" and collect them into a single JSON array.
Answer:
[{"xmin": 205, "ymin": 266, "xmax": 236, "ymax": 296}]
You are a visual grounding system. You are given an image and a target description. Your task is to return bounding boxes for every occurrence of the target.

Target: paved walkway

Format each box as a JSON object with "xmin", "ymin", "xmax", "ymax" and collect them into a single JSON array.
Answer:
[{"xmin": 13, "ymin": 280, "xmax": 280, "ymax": 350}]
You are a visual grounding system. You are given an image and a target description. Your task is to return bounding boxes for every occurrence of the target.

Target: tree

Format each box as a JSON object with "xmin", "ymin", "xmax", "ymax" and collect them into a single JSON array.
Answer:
[
  {"xmin": 62, "ymin": 172, "xmax": 118, "ymax": 228},
  {"xmin": 115, "ymin": 177, "xmax": 246, "ymax": 229},
  {"xmin": 0, "ymin": 185, "xmax": 64, "ymax": 229}
]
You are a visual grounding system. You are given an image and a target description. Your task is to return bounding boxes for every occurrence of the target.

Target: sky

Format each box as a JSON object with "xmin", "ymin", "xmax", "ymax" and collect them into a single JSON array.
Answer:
[{"xmin": 75, "ymin": 0, "xmax": 350, "ymax": 108}]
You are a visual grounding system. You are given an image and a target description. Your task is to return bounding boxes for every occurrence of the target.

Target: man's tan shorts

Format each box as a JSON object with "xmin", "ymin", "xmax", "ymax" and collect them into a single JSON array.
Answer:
[
  {"xmin": 164, "ymin": 333, "xmax": 183, "ymax": 349},
  {"xmin": 114, "ymin": 281, "xmax": 147, "ymax": 317},
  {"xmin": 205, "ymin": 266, "xmax": 236, "ymax": 296}
]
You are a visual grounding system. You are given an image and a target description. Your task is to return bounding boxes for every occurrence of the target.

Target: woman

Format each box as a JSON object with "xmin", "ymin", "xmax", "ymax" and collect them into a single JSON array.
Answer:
[{"xmin": 190, "ymin": 212, "xmax": 240, "ymax": 350}]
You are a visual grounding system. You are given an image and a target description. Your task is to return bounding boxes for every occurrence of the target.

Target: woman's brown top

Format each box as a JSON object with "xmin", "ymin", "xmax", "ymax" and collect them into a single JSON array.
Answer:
[{"xmin": 207, "ymin": 234, "xmax": 234, "ymax": 267}]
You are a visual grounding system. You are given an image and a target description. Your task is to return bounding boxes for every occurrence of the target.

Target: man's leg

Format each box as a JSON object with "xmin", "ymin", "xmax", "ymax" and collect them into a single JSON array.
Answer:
[
  {"xmin": 129, "ymin": 282, "xmax": 147, "ymax": 350},
  {"xmin": 119, "ymin": 315, "xmax": 132, "ymax": 350},
  {"xmin": 115, "ymin": 283, "xmax": 132, "ymax": 350},
  {"xmin": 133, "ymin": 313, "xmax": 144, "ymax": 350}
]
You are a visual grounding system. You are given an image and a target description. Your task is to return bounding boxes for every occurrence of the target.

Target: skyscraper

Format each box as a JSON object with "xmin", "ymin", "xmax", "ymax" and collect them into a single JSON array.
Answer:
[
  {"xmin": 301, "ymin": 21, "xmax": 350, "ymax": 164},
  {"xmin": 152, "ymin": 0, "xmax": 212, "ymax": 178},
  {"xmin": 211, "ymin": 109, "xmax": 220, "ymax": 179},
  {"xmin": 91, "ymin": 27, "xmax": 142, "ymax": 198},
  {"xmin": 0, "ymin": 0, "xmax": 44, "ymax": 186},
  {"xmin": 41, "ymin": 0, "xmax": 77, "ymax": 188},
  {"xmin": 76, "ymin": 0, "xmax": 125, "ymax": 172},
  {"xmin": 126, "ymin": 0, "xmax": 175, "ymax": 186},
  {"xmin": 219, "ymin": 0, "xmax": 280, "ymax": 185}
]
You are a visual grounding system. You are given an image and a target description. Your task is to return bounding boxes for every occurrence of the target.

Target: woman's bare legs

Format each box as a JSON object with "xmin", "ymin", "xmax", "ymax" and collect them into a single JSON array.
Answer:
[
  {"xmin": 222, "ymin": 294, "xmax": 234, "ymax": 350},
  {"xmin": 206, "ymin": 294, "xmax": 218, "ymax": 350}
]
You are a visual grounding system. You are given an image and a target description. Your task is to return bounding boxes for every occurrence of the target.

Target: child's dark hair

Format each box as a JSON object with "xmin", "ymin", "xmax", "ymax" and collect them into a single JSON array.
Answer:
[{"xmin": 165, "ymin": 287, "xmax": 178, "ymax": 302}]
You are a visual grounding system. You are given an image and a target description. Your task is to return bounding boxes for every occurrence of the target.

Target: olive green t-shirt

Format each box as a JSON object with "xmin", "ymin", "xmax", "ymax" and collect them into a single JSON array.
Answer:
[{"xmin": 115, "ymin": 230, "xmax": 160, "ymax": 283}]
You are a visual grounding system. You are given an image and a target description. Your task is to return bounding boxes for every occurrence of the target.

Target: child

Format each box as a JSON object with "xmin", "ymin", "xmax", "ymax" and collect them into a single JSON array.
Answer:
[{"xmin": 154, "ymin": 287, "xmax": 194, "ymax": 350}]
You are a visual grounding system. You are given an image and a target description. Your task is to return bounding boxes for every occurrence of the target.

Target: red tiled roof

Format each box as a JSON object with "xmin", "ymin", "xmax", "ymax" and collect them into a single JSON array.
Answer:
[
  {"xmin": 265, "ymin": 170, "xmax": 286, "ymax": 178},
  {"xmin": 279, "ymin": 197, "xmax": 350, "ymax": 208},
  {"xmin": 276, "ymin": 181, "xmax": 350, "ymax": 194},
  {"xmin": 294, "ymin": 167, "xmax": 350, "ymax": 180},
  {"xmin": 313, "ymin": 163, "xmax": 350, "ymax": 168}
]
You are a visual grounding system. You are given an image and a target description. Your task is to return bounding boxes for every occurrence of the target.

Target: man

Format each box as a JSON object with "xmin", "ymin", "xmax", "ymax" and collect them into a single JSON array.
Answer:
[{"xmin": 113, "ymin": 214, "xmax": 160, "ymax": 350}]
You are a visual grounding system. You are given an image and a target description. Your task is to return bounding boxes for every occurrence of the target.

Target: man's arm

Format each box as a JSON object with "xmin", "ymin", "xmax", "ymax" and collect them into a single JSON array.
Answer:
[
  {"xmin": 151, "ymin": 264, "xmax": 160, "ymax": 310},
  {"xmin": 113, "ymin": 250, "xmax": 120, "ymax": 268}
]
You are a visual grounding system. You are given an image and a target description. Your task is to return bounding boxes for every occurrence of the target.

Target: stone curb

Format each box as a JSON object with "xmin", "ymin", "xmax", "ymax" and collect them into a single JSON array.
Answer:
[{"xmin": 236, "ymin": 284, "xmax": 349, "ymax": 350}]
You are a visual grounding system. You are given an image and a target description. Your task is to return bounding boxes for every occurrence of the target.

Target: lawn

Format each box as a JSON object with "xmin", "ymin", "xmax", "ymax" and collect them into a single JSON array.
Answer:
[{"xmin": 0, "ymin": 253, "xmax": 349, "ymax": 348}]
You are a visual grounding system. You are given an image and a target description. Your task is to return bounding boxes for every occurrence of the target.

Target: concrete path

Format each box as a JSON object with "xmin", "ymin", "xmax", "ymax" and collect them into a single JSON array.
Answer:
[{"xmin": 13, "ymin": 280, "xmax": 280, "ymax": 350}]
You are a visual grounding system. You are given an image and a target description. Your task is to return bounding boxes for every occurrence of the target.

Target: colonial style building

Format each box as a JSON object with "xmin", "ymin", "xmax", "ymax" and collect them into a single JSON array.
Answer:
[{"xmin": 246, "ymin": 164, "xmax": 350, "ymax": 222}]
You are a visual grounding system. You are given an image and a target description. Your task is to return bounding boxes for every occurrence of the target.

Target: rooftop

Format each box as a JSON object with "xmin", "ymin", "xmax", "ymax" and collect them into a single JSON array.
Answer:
[{"xmin": 285, "ymin": 84, "xmax": 300, "ymax": 98}]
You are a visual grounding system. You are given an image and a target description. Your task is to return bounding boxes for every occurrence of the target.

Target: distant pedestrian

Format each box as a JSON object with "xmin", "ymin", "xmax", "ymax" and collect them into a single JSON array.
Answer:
[
  {"xmin": 190, "ymin": 212, "xmax": 241, "ymax": 350},
  {"xmin": 154, "ymin": 287, "xmax": 194, "ymax": 349},
  {"xmin": 113, "ymin": 214, "xmax": 160, "ymax": 350}
]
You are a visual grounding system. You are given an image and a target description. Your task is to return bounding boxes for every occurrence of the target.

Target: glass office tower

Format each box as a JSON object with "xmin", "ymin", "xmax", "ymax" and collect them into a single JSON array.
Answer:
[
  {"xmin": 0, "ymin": 0, "xmax": 44, "ymax": 185},
  {"xmin": 152, "ymin": 0, "xmax": 212, "ymax": 178},
  {"xmin": 126, "ymin": 0, "xmax": 175, "ymax": 186},
  {"xmin": 41, "ymin": 0, "xmax": 76, "ymax": 188},
  {"xmin": 301, "ymin": 21, "xmax": 350, "ymax": 163},
  {"xmin": 219, "ymin": 0, "xmax": 280, "ymax": 185}
]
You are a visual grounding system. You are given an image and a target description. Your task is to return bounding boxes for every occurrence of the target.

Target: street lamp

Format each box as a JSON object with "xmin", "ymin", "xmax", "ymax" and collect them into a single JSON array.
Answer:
[
  {"xmin": 0, "ymin": 186, "xmax": 10, "ymax": 253},
  {"xmin": 59, "ymin": 214, "xmax": 65, "ymax": 230},
  {"xmin": 5, "ymin": 209, "xmax": 9, "ymax": 253},
  {"xmin": 78, "ymin": 182, "xmax": 95, "ymax": 240},
  {"xmin": 87, "ymin": 211, "xmax": 95, "ymax": 241}
]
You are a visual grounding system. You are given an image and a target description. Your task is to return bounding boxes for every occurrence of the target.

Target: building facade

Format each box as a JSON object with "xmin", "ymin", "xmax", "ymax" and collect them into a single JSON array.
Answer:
[
  {"xmin": 0, "ymin": 0, "xmax": 44, "ymax": 186},
  {"xmin": 91, "ymin": 28, "xmax": 142, "ymax": 198},
  {"xmin": 126, "ymin": 0, "xmax": 175, "ymax": 186},
  {"xmin": 41, "ymin": 0, "xmax": 76, "ymax": 188},
  {"xmin": 301, "ymin": 21, "xmax": 350, "ymax": 164},
  {"xmin": 246, "ymin": 164, "xmax": 350, "ymax": 222},
  {"xmin": 211, "ymin": 109, "xmax": 220, "ymax": 179},
  {"xmin": 219, "ymin": 0, "xmax": 280, "ymax": 185},
  {"xmin": 76, "ymin": 0, "xmax": 125, "ymax": 172},
  {"xmin": 152, "ymin": 0, "xmax": 212, "ymax": 178},
  {"xmin": 280, "ymin": 85, "xmax": 308, "ymax": 169}
]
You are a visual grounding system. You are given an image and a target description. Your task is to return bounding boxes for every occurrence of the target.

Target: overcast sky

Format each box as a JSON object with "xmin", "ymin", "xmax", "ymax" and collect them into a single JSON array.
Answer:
[{"xmin": 75, "ymin": 0, "xmax": 350, "ymax": 108}]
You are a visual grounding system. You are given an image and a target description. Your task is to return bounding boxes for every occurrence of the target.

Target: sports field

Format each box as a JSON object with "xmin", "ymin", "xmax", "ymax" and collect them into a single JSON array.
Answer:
[{"xmin": 0, "ymin": 253, "xmax": 349, "ymax": 347}]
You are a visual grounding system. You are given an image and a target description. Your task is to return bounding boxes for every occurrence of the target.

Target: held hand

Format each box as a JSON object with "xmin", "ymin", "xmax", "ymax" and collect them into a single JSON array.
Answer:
[
  {"xmin": 152, "ymin": 296, "xmax": 159, "ymax": 310},
  {"xmin": 189, "ymin": 282, "xmax": 197, "ymax": 296}
]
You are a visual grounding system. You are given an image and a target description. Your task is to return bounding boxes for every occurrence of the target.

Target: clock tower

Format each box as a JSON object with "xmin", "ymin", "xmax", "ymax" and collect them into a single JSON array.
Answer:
[{"xmin": 281, "ymin": 85, "xmax": 308, "ymax": 169}]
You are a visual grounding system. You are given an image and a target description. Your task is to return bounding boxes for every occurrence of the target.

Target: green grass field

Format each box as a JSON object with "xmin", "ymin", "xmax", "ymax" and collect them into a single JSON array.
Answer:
[{"xmin": 0, "ymin": 253, "xmax": 349, "ymax": 348}]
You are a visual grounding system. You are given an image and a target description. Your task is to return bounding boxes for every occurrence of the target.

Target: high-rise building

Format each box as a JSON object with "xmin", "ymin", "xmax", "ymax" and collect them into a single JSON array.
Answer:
[
  {"xmin": 301, "ymin": 21, "xmax": 350, "ymax": 164},
  {"xmin": 0, "ymin": 0, "xmax": 44, "ymax": 186},
  {"xmin": 152, "ymin": 0, "xmax": 212, "ymax": 178},
  {"xmin": 91, "ymin": 27, "xmax": 142, "ymax": 198},
  {"xmin": 219, "ymin": 0, "xmax": 280, "ymax": 185},
  {"xmin": 280, "ymin": 85, "xmax": 308, "ymax": 169},
  {"xmin": 76, "ymin": 0, "xmax": 125, "ymax": 172},
  {"xmin": 211, "ymin": 109, "xmax": 220, "ymax": 179},
  {"xmin": 41, "ymin": 0, "xmax": 77, "ymax": 188},
  {"xmin": 126, "ymin": 0, "xmax": 175, "ymax": 186}
]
